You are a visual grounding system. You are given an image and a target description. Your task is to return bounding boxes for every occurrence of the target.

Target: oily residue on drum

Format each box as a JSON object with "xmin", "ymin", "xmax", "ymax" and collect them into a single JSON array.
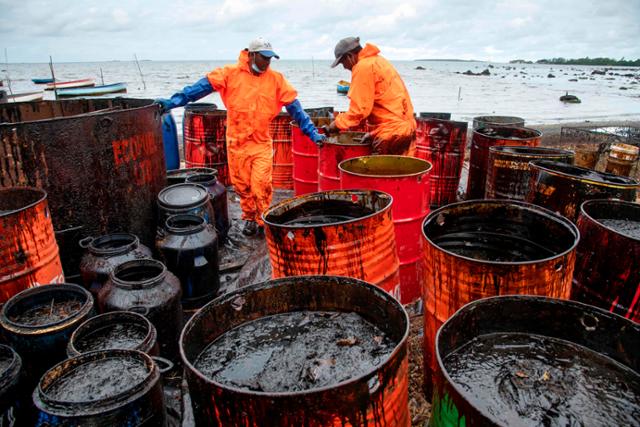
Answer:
[
  {"xmin": 194, "ymin": 311, "xmax": 395, "ymax": 392},
  {"xmin": 45, "ymin": 357, "xmax": 148, "ymax": 402},
  {"xmin": 75, "ymin": 323, "xmax": 148, "ymax": 353},
  {"xmin": 268, "ymin": 200, "xmax": 375, "ymax": 226},
  {"xmin": 432, "ymin": 231, "xmax": 555, "ymax": 262},
  {"xmin": 543, "ymin": 162, "xmax": 636, "ymax": 185},
  {"xmin": 599, "ymin": 218, "xmax": 640, "ymax": 240},
  {"xmin": 0, "ymin": 351, "xmax": 13, "ymax": 374},
  {"xmin": 444, "ymin": 332, "xmax": 640, "ymax": 426},
  {"xmin": 10, "ymin": 299, "xmax": 83, "ymax": 326}
]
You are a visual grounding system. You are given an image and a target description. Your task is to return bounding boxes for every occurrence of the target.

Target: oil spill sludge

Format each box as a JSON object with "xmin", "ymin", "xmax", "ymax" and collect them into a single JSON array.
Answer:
[
  {"xmin": 444, "ymin": 332, "xmax": 640, "ymax": 426},
  {"xmin": 195, "ymin": 311, "xmax": 395, "ymax": 392}
]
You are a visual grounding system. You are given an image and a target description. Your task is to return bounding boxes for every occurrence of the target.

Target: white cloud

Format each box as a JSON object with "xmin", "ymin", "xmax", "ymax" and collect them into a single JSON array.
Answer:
[{"xmin": 1, "ymin": 0, "xmax": 638, "ymax": 62}]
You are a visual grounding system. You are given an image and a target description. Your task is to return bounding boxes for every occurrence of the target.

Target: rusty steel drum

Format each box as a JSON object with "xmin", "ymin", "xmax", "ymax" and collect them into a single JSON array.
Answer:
[
  {"xmin": 292, "ymin": 118, "xmax": 331, "ymax": 196},
  {"xmin": 419, "ymin": 112, "xmax": 451, "ymax": 120},
  {"xmin": 0, "ymin": 187, "xmax": 64, "ymax": 303},
  {"xmin": 572, "ymin": 199, "xmax": 640, "ymax": 323},
  {"xmin": 183, "ymin": 104, "xmax": 229, "ymax": 186},
  {"xmin": 606, "ymin": 143, "xmax": 639, "ymax": 177},
  {"xmin": 340, "ymin": 156, "xmax": 432, "ymax": 304},
  {"xmin": 263, "ymin": 190, "xmax": 401, "ymax": 298},
  {"xmin": 486, "ymin": 146, "xmax": 575, "ymax": 200},
  {"xmin": 527, "ymin": 160, "xmax": 640, "ymax": 223},
  {"xmin": 573, "ymin": 143, "xmax": 602, "ymax": 169},
  {"xmin": 415, "ymin": 118, "xmax": 468, "ymax": 208},
  {"xmin": 466, "ymin": 126, "xmax": 542, "ymax": 200},
  {"xmin": 431, "ymin": 296, "xmax": 640, "ymax": 426},
  {"xmin": 318, "ymin": 132, "xmax": 369, "ymax": 191},
  {"xmin": 421, "ymin": 200, "xmax": 579, "ymax": 397},
  {"xmin": 270, "ymin": 113, "xmax": 294, "ymax": 190},
  {"xmin": 0, "ymin": 98, "xmax": 166, "ymax": 279},
  {"xmin": 472, "ymin": 115, "xmax": 525, "ymax": 130},
  {"xmin": 180, "ymin": 275, "xmax": 410, "ymax": 426}
]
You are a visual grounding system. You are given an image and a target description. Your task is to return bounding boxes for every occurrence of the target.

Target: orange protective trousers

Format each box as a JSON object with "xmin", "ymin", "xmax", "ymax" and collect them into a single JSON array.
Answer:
[
  {"xmin": 207, "ymin": 50, "xmax": 298, "ymax": 225},
  {"xmin": 335, "ymin": 43, "xmax": 417, "ymax": 156}
]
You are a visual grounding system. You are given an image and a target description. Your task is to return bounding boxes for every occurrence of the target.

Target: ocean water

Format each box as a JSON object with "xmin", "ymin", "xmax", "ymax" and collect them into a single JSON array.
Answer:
[{"xmin": 3, "ymin": 59, "xmax": 640, "ymax": 131}]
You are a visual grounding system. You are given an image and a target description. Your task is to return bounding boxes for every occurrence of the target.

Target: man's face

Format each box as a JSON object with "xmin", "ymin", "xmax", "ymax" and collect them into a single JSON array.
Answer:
[
  {"xmin": 250, "ymin": 52, "xmax": 271, "ymax": 74},
  {"xmin": 340, "ymin": 52, "xmax": 357, "ymax": 71}
]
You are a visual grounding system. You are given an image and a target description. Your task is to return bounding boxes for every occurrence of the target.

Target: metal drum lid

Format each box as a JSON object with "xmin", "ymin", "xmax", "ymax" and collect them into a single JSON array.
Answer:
[{"xmin": 158, "ymin": 184, "xmax": 209, "ymax": 209}]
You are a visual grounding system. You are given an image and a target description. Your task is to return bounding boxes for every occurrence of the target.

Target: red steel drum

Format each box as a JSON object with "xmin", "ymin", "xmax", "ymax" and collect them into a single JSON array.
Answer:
[
  {"xmin": 318, "ymin": 132, "xmax": 369, "ymax": 191},
  {"xmin": 263, "ymin": 190, "xmax": 401, "ymax": 298},
  {"xmin": 292, "ymin": 118, "xmax": 331, "ymax": 196},
  {"xmin": 421, "ymin": 200, "xmax": 578, "ymax": 397},
  {"xmin": 0, "ymin": 187, "xmax": 64, "ymax": 303},
  {"xmin": 270, "ymin": 113, "xmax": 293, "ymax": 190},
  {"xmin": 466, "ymin": 126, "xmax": 542, "ymax": 200},
  {"xmin": 183, "ymin": 104, "xmax": 229, "ymax": 186},
  {"xmin": 415, "ymin": 118, "xmax": 468, "ymax": 208},
  {"xmin": 340, "ymin": 156, "xmax": 432, "ymax": 304}
]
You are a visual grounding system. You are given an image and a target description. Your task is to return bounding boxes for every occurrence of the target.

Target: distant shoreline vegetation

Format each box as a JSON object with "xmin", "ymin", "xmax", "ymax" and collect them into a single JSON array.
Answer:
[{"xmin": 510, "ymin": 57, "xmax": 640, "ymax": 66}]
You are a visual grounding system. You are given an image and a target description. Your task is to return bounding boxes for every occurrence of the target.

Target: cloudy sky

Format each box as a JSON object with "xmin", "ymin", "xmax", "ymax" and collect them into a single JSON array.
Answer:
[{"xmin": 1, "ymin": 0, "xmax": 639, "ymax": 63}]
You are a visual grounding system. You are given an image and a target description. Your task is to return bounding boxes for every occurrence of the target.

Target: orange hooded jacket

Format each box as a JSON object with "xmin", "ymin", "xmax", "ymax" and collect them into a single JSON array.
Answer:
[
  {"xmin": 205, "ymin": 50, "xmax": 298, "ymax": 225},
  {"xmin": 206, "ymin": 50, "xmax": 298, "ymax": 145},
  {"xmin": 335, "ymin": 44, "xmax": 416, "ymax": 142}
]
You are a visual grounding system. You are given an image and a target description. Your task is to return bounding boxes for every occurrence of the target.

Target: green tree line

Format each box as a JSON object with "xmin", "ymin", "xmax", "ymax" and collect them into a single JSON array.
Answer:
[{"xmin": 534, "ymin": 57, "xmax": 640, "ymax": 66}]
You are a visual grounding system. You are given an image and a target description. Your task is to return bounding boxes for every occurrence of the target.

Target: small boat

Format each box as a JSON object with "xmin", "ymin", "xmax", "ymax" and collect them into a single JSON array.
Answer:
[
  {"xmin": 55, "ymin": 82, "xmax": 127, "ymax": 98},
  {"xmin": 0, "ymin": 91, "xmax": 44, "ymax": 103},
  {"xmin": 45, "ymin": 78, "xmax": 95, "ymax": 90},
  {"xmin": 32, "ymin": 78, "xmax": 55, "ymax": 84},
  {"xmin": 337, "ymin": 80, "xmax": 350, "ymax": 94}
]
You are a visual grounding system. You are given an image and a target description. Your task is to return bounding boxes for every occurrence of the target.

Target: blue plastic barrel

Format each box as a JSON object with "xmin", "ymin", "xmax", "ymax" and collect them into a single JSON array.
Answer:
[{"xmin": 162, "ymin": 112, "xmax": 180, "ymax": 170}]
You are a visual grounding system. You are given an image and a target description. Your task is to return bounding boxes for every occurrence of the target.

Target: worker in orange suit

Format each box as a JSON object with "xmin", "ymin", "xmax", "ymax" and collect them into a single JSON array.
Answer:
[
  {"xmin": 326, "ymin": 37, "xmax": 417, "ymax": 156},
  {"xmin": 157, "ymin": 37, "xmax": 326, "ymax": 236}
]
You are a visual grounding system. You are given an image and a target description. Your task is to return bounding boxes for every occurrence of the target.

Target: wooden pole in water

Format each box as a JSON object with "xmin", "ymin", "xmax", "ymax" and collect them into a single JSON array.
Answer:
[
  {"xmin": 311, "ymin": 56, "xmax": 315, "ymax": 79},
  {"xmin": 134, "ymin": 54, "xmax": 146, "ymax": 90},
  {"xmin": 4, "ymin": 48, "xmax": 13, "ymax": 96},
  {"xmin": 49, "ymin": 55, "xmax": 57, "ymax": 100},
  {"xmin": 100, "ymin": 68, "xmax": 105, "ymax": 86}
]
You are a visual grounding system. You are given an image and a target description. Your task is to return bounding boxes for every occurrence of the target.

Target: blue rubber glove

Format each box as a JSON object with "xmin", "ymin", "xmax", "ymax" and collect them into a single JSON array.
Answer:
[
  {"xmin": 285, "ymin": 99, "xmax": 326, "ymax": 146},
  {"xmin": 155, "ymin": 77, "xmax": 213, "ymax": 113}
]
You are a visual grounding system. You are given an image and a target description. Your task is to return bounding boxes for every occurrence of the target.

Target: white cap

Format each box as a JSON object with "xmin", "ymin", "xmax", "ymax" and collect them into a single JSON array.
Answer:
[{"xmin": 248, "ymin": 37, "xmax": 280, "ymax": 59}]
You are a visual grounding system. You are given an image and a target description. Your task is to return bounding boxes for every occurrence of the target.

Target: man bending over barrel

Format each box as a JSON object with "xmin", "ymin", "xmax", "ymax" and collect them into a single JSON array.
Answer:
[
  {"xmin": 156, "ymin": 37, "xmax": 325, "ymax": 236},
  {"xmin": 326, "ymin": 37, "xmax": 417, "ymax": 156}
]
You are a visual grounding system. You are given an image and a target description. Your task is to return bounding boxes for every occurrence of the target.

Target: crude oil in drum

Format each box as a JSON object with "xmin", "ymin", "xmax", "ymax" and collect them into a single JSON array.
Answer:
[
  {"xmin": 269, "ymin": 200, "xmax": 375, "ymax": 226},
  {"xmin": 598, "ymin": 218, "xmax": 640, "ymax": 240},
  {"xmin": 443, "ymin": 332, "xmax": 640, "ymax": 426},
  {"xmin": 74, "ymin": 323, "xmax": 148, "ymax": 353},
  {"xmin": 44, "ymin": 357, "xmax": 148, "ymax": 402},
  {"xmin": 194, "ymin": 311, "xmax": 395, "ymax": 392},
  {"xmin": 10, "ymin": 299, "xmax": 83, "ymax": 326},
  {"xmin": 432, "ymin": 231, "xmax": 555, "ymax": 262}
]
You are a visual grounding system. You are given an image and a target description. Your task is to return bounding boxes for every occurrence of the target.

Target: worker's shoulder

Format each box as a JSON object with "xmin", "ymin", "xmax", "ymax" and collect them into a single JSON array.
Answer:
[
  {"xmin": 209, "ymin": 63, "xmax": 240, "ymax": 76},
  {"xmin": 265, "ymin": 68, "xmax": 294, "ymax": 87}
]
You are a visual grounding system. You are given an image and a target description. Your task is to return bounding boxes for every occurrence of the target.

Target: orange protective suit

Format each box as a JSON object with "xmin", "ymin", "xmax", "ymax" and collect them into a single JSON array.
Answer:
[
  {"xmin": 207, "ymin": 50, "xmax": 297, "ymax": 225},
  {"xmin": 334, "ymin": 44, "xmax": 417, "ymax": 155}
]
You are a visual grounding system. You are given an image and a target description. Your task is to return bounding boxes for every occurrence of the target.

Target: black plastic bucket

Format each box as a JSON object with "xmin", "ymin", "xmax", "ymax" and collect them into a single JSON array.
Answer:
[
  {"xmin": 0, "ymin": 344, "xmax": 24, "ymax": 425},
  {"xmin": 0, "ymin": 284, "xmax": 94, "ymax": 387},
  {"xmin": 67, "ymin": 311, "xmax": 159, "ymax": 357},
  {"xmin": 33, "ymin": 349, "xmax": 166, "ymax": 426}
]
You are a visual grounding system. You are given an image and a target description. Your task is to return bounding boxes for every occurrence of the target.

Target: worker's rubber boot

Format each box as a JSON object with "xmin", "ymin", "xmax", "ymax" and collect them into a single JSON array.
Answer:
[{"xmin": 242, "ymin": 220, "xmax": 258, "ymax": 236}]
